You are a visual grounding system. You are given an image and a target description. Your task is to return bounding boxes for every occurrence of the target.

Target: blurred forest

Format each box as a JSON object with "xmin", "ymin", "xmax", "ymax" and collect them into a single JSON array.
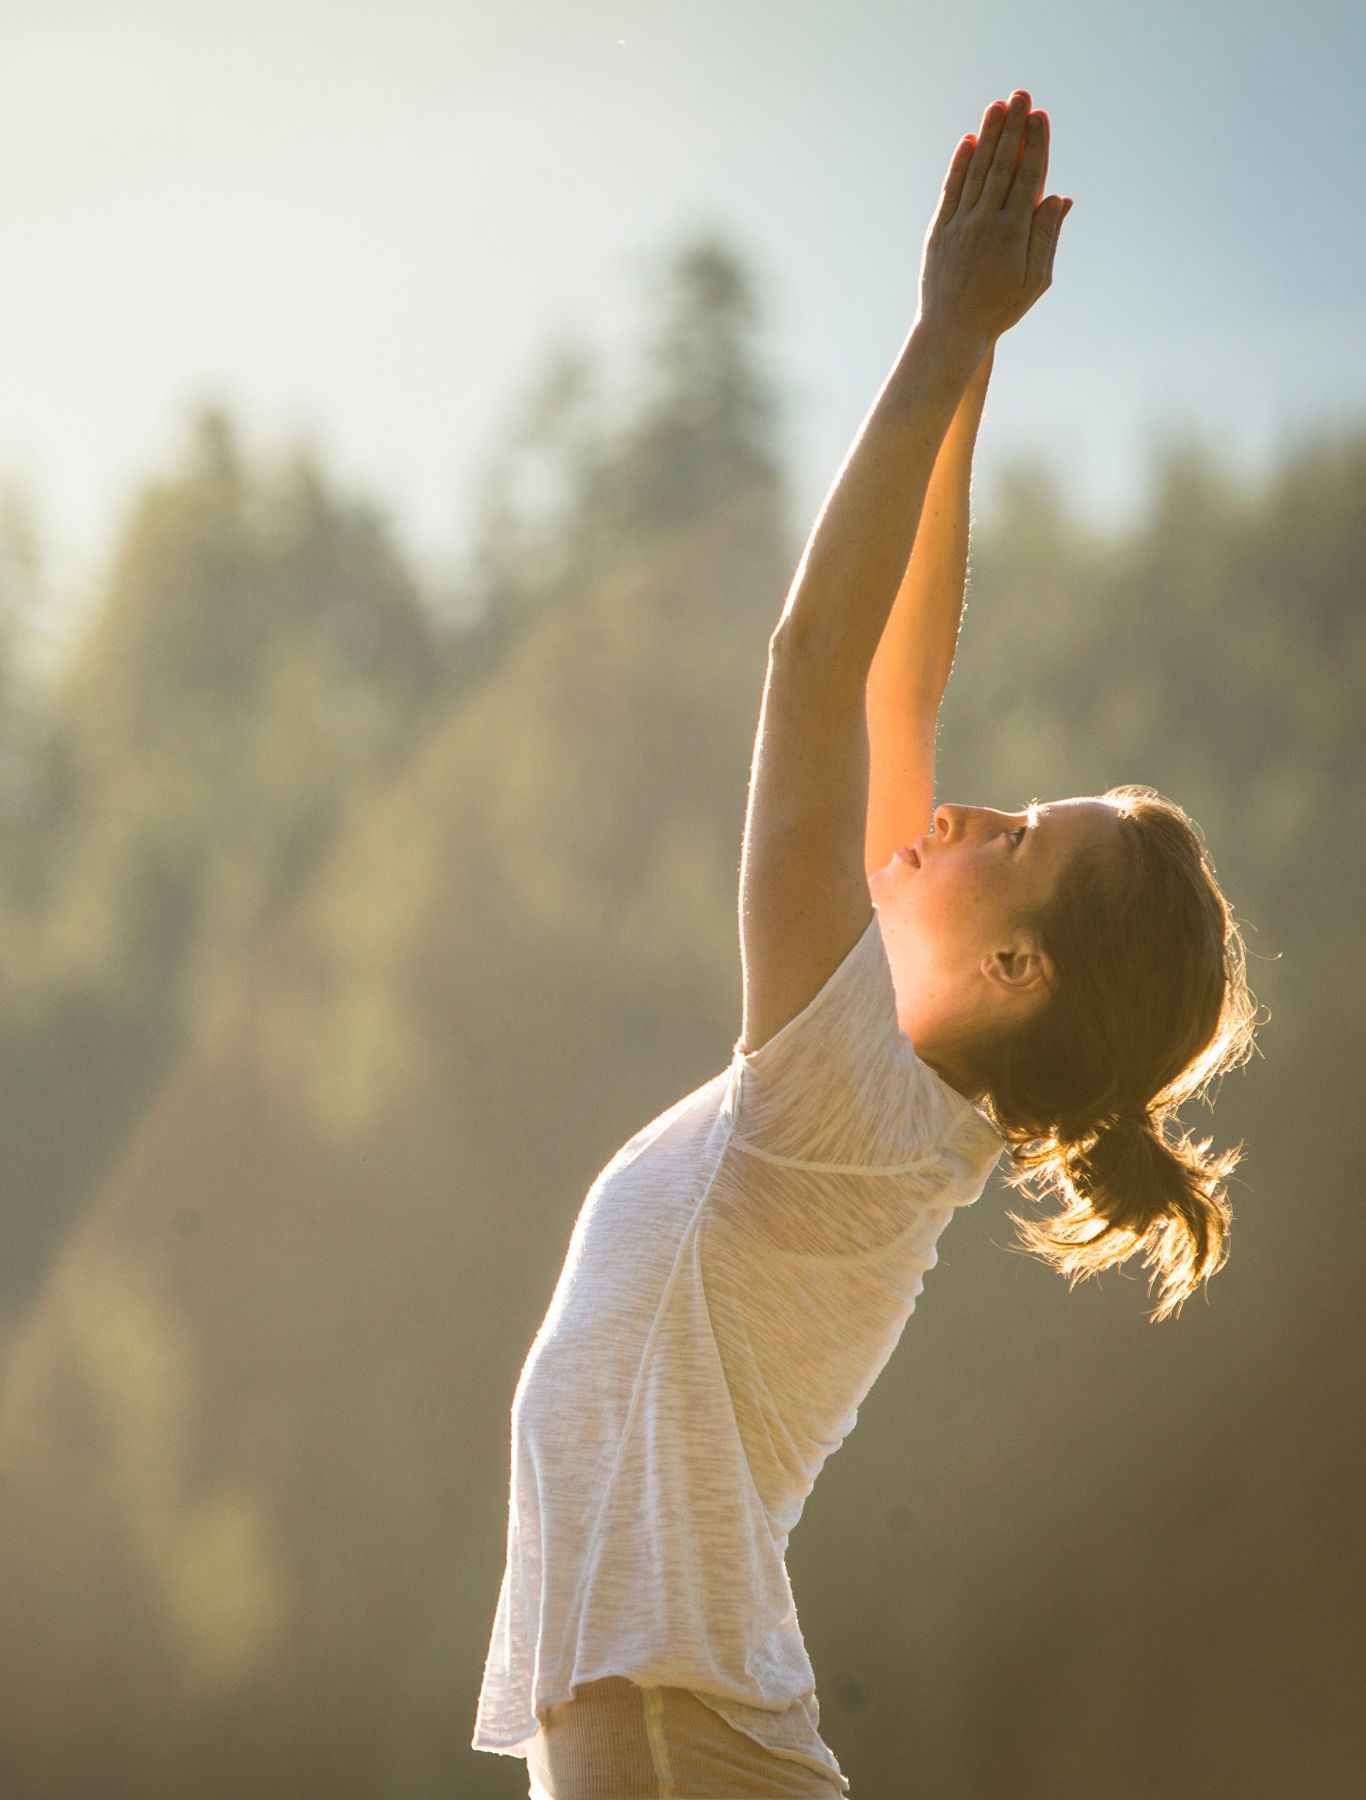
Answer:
[{"xmin": 0, "ymin": 229, "xmax": 1361, "ymax": 1800}]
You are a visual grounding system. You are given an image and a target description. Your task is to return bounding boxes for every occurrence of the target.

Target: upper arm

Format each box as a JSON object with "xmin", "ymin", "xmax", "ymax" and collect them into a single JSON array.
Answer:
[{"xmin": 735, "ymin": 629, "xmax": 876, "ymax": 1057}]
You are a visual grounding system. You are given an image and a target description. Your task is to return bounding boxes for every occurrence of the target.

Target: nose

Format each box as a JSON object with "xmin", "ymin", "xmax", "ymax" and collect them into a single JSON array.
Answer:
[
  {"xmin": 932, "ymin": 803, "xmax": 1022, "ymax": 841},
  {"xmin": 932, "ymin": 803, "xmax": 989, "ymax": 841}
]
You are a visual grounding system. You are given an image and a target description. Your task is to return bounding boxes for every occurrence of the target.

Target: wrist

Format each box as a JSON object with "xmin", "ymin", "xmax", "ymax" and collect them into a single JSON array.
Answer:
[{"xmin": 910, "ymin": 312, "xmax": 994, "ymax": 377}]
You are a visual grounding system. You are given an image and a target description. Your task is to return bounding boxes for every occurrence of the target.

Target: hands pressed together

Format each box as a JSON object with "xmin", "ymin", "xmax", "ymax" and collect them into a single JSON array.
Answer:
[{"xmin": 918, "ymin": 89, "xmax": 1073, "ymax": 356}]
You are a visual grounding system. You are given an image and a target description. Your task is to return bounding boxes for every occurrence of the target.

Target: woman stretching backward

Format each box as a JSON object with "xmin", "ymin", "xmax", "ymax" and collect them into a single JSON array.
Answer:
[{"xmin": 473, "ymin": 89, "xmax": 1259, "ymax": 1799}]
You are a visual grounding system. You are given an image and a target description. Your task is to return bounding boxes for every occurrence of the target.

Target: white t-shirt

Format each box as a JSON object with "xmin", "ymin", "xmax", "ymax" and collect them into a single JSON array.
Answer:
[{"xmin": 472, "ymin": 907, "xmax": 1005, "ymax": 1789}]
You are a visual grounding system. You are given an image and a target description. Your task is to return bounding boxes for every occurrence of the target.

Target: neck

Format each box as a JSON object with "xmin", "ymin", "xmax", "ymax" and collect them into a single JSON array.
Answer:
[{"xmin": 910, "ymin": 1026, "xmax": 987, "ymax": 1105}]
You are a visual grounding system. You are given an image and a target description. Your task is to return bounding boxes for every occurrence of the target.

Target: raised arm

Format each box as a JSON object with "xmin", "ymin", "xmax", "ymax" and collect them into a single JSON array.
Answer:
[
  {"xmin": 863, "ymin": 344, "xmax": 994, "ymax": 879},
  {"xmin": 736, "ymin": 319, "xmax": 982, "ymax": 1055},
  {"xmin": 738, "ymin": 90, "xmax": 1071, "ymax": 1057}
]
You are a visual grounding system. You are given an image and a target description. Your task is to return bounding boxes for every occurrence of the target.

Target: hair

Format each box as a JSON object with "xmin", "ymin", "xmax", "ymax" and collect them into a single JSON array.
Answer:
[{"xmin": 974, "ymin": 784, "xmax": 1262, "ymax": 1323}]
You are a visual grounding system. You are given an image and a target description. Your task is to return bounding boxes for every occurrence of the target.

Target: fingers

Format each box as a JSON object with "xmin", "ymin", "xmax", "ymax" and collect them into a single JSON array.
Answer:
[
  {"xmin": 1024, "ymin": 194, "xmax": 1072, "ymax": 292},
  {"xmin": 934, "ymin": 133, "xmax": 976, "ymax": 225},
  {"xmin": 1044, "ymin": 196, "xmax": 1073, "ymax": 283},
  {"xmin": 982, "ymin": 90, "xmax": 1032, "ymax": 204},
  {"xmin": 960, "ymin": 99, "xmax": 1008, "ymax": 208},
  {"xmin": 1005, "ymin": 108, "xmax": 1051, "ymax": 215},
  {"xmin": 962, "ymin": 91, "xmax": 1051, "ymax": 212}
]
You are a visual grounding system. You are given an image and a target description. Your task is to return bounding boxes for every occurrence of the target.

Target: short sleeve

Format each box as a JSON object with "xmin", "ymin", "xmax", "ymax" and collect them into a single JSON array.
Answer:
[{"xmin": 727, "ymin": 908, "xmax": 994, "ymax": 1174}]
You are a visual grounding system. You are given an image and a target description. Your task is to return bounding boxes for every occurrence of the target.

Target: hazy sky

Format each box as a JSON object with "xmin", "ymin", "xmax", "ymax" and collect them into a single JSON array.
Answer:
[{"xmin": 3, "ymin": 0, "xmax": 1364, "ymax": 658}]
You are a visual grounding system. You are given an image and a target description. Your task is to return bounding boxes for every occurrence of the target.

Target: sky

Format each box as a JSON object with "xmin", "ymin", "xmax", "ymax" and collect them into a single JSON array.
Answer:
[{"xmin": 2, "ymin": 0, "xmax": 1365, "ymax": 667}]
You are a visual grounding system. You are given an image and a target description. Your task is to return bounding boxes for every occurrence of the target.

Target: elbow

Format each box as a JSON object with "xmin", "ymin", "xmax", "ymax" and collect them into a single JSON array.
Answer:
[
  {"xmin": 768, "ymin": 605, "xmax": 801, "ymax": 660},
  {"xmin": 768, "ymin": 607, "xmax": 823, "ymax": 664}
]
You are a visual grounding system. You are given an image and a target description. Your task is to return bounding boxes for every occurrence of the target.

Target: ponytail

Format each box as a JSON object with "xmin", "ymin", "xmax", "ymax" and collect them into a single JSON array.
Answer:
[
  {"xmin": 1004, "ymin": 1107, "xmax": 1242, "ymax": 1325},
  {"xmin": 977, "ymin": 786, "xmax": 1260, "ymax": 1323}
]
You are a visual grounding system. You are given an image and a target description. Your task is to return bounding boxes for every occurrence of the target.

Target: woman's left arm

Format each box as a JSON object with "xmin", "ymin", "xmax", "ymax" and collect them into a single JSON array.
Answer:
[
  {"xmin": 863, "ymin": 345, "xmax": 993, "ymax": 878},
  {"xmin": 737, "ymin": 94, "xmax": 1069, "ymax": 1056}
]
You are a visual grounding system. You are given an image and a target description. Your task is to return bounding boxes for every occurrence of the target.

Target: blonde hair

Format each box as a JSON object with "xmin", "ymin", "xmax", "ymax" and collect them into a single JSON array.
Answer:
[{"xmin": 976, "ymin": 785, "xmax": 1261, "ymax": 1323}]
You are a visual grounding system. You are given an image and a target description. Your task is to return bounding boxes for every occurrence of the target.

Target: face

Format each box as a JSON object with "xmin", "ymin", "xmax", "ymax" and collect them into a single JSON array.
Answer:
[{"xmin": 866, "ymin": 796, "xmax": 1121, "ymax": 1098}]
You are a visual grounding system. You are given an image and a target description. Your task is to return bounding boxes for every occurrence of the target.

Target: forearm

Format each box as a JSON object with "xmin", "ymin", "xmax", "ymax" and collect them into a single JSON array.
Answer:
[
  {"xmin": 866, "ymin": 344, "xmax": 993, "ymax": 711},
  {"xmin": 773, "ymin": 320, "xmax": 986, "ymax": 687}
]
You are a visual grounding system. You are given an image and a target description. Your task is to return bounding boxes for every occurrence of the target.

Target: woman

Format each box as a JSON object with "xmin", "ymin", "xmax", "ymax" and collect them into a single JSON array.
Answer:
[{"xmin": 473, "ymin": 90, "xmax": 1258, "ymax": 1798}]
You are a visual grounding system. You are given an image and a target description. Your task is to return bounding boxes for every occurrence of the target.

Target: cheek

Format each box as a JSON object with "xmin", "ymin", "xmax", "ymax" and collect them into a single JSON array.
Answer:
[
  {"xmin": 909, "ymin": 874, "xmax": 969, "ymax": 946},
  {"xmin": 933, "ymin": 859, "xmax": 980, "ymax": 909},
  {"xmin": 931, "ymin": 859, "xmax": 1004, "ymax": 941},
  {"xmin": 892, "ymin": 855, "xmax": 997, "ymax": 942}
]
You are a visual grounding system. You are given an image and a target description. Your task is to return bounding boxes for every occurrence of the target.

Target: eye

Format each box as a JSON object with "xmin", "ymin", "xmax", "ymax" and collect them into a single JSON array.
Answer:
[{"xmin": 1008, "ymin": 826, "xmax": 1027, "ymax": 848}]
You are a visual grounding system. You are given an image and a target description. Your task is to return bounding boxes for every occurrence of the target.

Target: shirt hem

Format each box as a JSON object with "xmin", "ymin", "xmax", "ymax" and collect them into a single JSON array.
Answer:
[
  {"xmin": 690, "ymin": 1691, "xmax": 850, "ymax": 1791},
  {"xmin": 471, "ymin": 1737, "xmax": 533, "ymax": 1757},
  {"xmin": 474, "ymin": 1674, "xmax": 850, "ymax": 1791}
]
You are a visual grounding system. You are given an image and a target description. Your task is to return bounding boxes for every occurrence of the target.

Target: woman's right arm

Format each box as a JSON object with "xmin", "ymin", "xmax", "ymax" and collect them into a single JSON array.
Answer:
[{"xmin": 863, "ymin": 345, "xmax": 994, "ymax": 879}]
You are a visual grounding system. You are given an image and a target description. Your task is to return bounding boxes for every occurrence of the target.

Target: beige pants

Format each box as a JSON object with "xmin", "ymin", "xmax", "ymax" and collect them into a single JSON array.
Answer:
[{"xmin": 525, "ymin": 1675, "xmax": 847, "ymax": 1799}]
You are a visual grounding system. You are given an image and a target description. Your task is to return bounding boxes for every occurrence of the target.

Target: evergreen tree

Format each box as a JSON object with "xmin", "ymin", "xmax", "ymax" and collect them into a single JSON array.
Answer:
[
  {"xmin": 0, "ymin": 222, "xmax": 1361, "ymax": 1800},
  {"xmin": 0, "ymin": 403, "xmax": 449, "ymax": 1319},
  {"xmin": 613, "ymin": 230, "xmax": 787, "ymax": 535}
]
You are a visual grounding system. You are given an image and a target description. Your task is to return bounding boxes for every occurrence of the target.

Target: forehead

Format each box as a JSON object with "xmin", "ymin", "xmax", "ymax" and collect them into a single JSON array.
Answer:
[
  {"xmin": 1035, "ymin": 796, "xmax": 1120, "ymax": 859},
  {"xmin": 1040, "ymin": 794, "xmax": 1116, "ymax": 827}
]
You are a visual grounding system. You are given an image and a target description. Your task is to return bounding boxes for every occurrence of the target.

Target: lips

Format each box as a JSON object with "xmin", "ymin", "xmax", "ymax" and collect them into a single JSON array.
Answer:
[{"xmin": 896, "ymin": 843, "xmax": 921, "ymax": 867}]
